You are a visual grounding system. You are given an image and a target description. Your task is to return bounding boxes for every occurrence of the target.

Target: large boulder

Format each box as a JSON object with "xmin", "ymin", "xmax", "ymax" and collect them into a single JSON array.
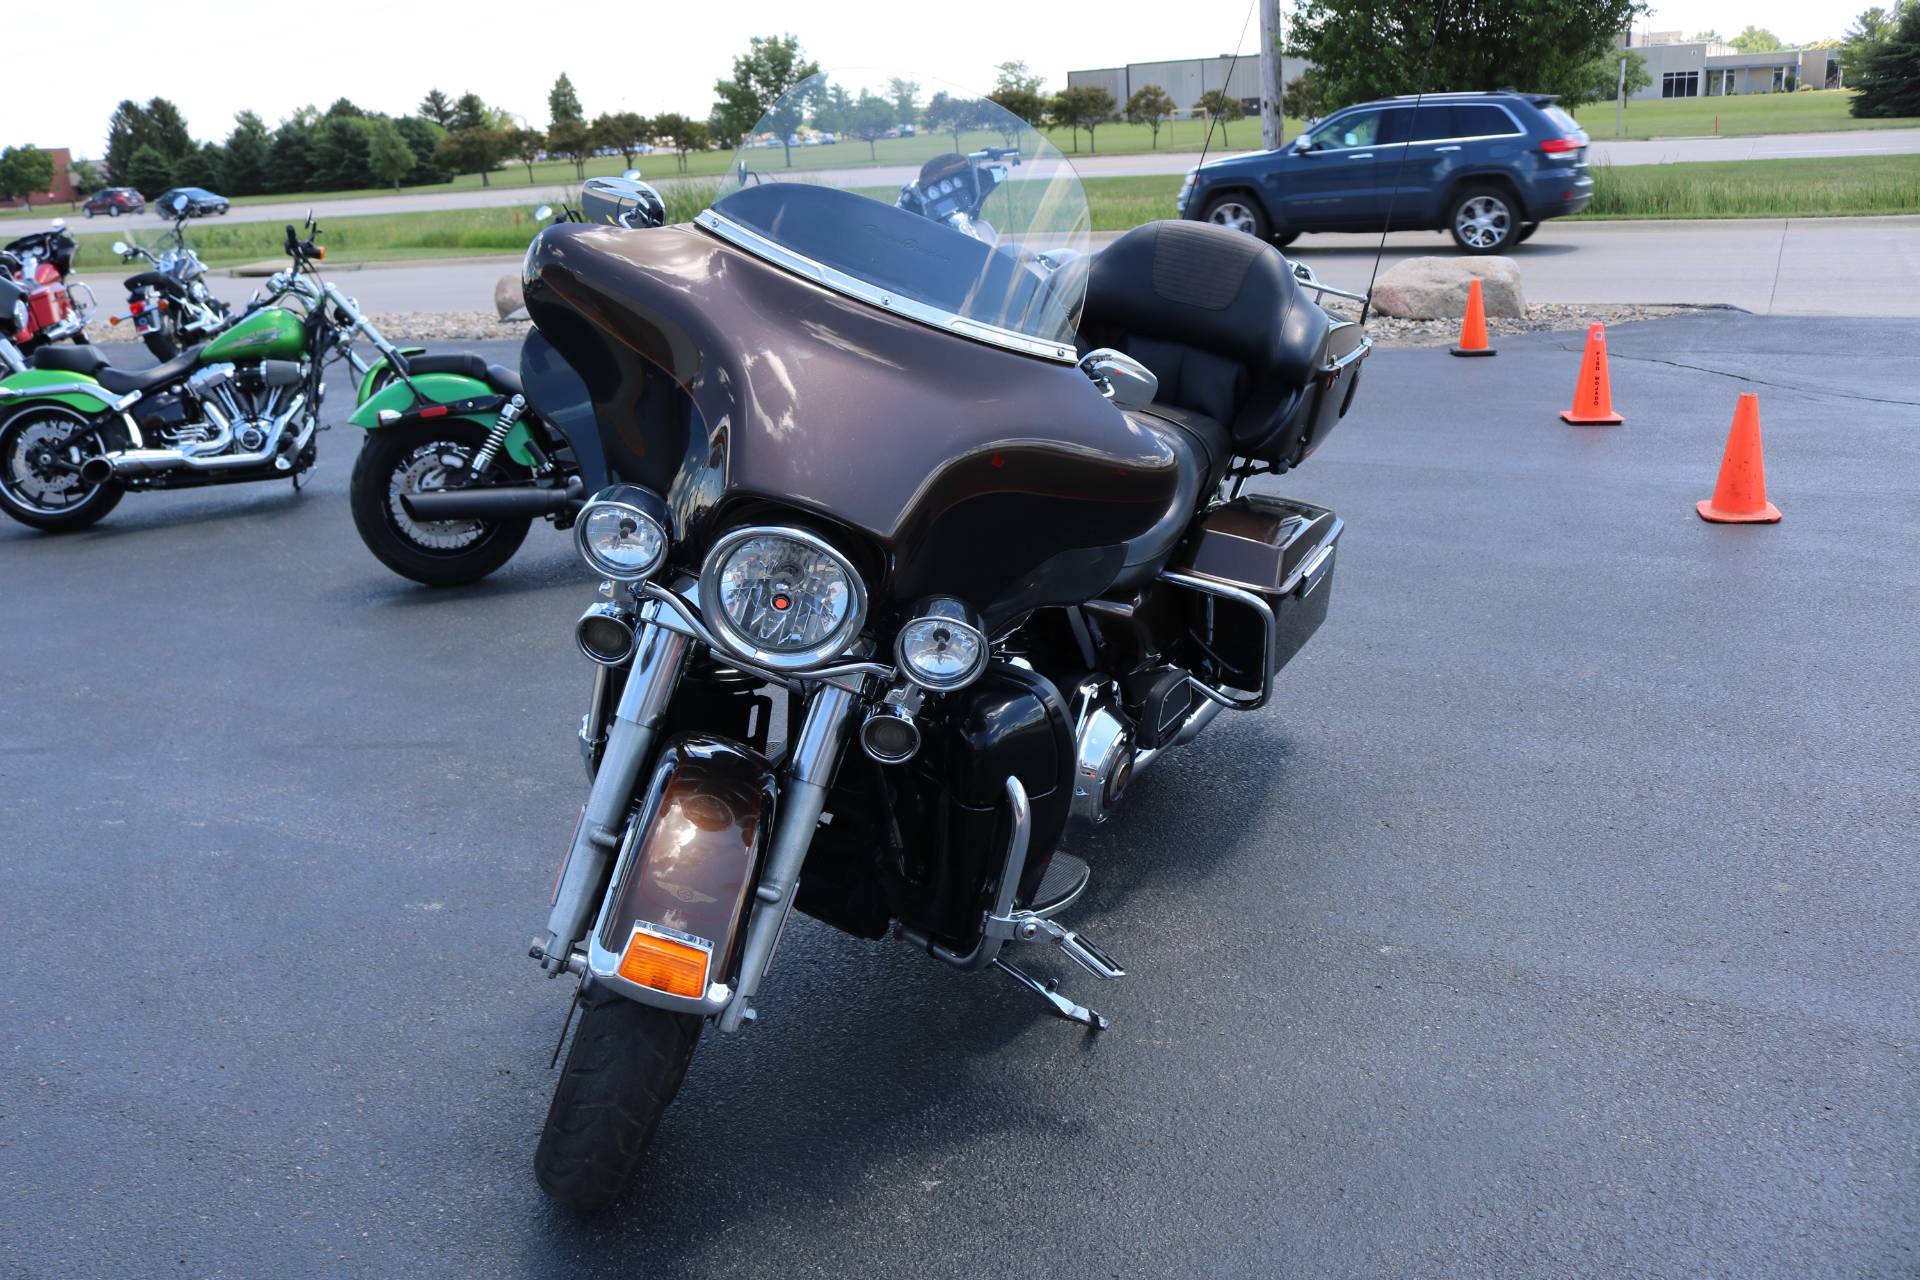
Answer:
[
  {"xmin": 1369, "ymin": 256, "xmax": 1524, "ymax": 320},
  {"xmin": 493, "ymin": 272, "xmax": 525, "ymax": 321}
]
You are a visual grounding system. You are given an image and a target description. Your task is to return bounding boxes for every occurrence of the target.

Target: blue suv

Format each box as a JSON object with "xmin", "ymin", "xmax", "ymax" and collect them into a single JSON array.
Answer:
[{"xmin": 1176, "ymin": 91, "xmax": 1592, "ymax": 254}]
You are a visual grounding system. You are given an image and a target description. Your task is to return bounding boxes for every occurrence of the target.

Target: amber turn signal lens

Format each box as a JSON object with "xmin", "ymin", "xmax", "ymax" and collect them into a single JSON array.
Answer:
[
  {"xmin": 313, "ymin": 246, "xmax": 326, "ymax": 260},
  {"xmin": 617, "ymin": 928, "xmax": 709, "ymax": 999}
]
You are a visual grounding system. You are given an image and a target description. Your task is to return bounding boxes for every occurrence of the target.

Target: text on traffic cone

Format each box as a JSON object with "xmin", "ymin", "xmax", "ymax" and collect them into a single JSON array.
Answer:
[
  {"xmin": 1696, "ymin": 392, "xmax": 1781, "ymax": 524},
  {"xmin": 1560, "ymin": 323, "xmax": 1624, "ymax": 425}
]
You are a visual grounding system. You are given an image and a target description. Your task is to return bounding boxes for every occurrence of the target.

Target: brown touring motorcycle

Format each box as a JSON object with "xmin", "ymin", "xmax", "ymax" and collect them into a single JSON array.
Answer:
[{"xmin": 518, "ymin": 74, "xmax": 1369, "ymax": 1212}]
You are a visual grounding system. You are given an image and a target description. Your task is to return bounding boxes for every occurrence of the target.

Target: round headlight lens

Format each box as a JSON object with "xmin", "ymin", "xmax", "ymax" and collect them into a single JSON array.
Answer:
[
  {"xmin": 701, "ymin": 528, "xmax": 864, "ymax": 669},
  {"xmin": 577, "ymin": 500, "xmax": 667, "ymax": 581},
  {"xmin": 897, "ymin": 607, "xmax": 987, "ymax": 691},
  {"xmin": 10, "ymin": 300, "xmax": 27, "ymax": 332}
]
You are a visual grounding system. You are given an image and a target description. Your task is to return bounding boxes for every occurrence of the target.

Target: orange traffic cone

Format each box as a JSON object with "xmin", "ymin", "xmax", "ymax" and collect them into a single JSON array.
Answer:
[
  {"xmin": 1696, "ymin": 393, "xmax": 1781, "ymax": 523},
  {"xmin": 1560, "ymin": 323, "xmax": 1624, "ymax": 425},
  {"xmin": 1450, "ymin": 278, "xmax": 1496, "ymax": 357}
]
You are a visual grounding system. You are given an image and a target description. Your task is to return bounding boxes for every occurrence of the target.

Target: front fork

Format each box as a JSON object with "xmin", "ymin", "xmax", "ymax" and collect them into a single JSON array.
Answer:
[{"xmin": 533, "ymin": 600, "xmax": 864, "ymax": 1031}]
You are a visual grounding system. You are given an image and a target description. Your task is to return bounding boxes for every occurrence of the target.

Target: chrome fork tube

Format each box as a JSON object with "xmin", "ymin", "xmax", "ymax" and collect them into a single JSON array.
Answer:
[
  {"xmin": 536, "ymin": 601, "xmax": 689, "ymax": 973},
  {"xmin": 718, "ymin": 681, "xmax": 864, "ymax": 1031}
]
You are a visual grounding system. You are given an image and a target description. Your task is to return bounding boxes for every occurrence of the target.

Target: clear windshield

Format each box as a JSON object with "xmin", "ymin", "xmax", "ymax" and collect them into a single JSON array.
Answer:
[{"xmin": 708, "ymin": 71, "xmax": 1090, "ymax": 357}]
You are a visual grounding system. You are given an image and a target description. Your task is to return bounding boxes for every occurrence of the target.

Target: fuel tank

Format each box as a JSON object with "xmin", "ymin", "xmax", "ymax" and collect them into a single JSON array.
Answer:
[
  {"xmin": 201, "ymin": 308, "xmax": 304, "ymax": 362},
  {"xmin": 522, "ymin": 222, "xmax": 1182, "ymax": 629}
]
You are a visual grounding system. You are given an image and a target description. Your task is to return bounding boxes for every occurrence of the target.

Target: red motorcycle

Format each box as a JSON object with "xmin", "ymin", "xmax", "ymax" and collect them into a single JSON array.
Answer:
[{"xmin": 0, "ymin": 221, "xmax": 95, "ymax": 374}]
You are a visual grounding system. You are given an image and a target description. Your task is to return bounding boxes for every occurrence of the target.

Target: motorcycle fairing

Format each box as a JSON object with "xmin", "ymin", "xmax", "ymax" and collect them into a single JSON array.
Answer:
[{"xmin": 523, "ymin": 222, "xmax": 1184, "ymax": 631}]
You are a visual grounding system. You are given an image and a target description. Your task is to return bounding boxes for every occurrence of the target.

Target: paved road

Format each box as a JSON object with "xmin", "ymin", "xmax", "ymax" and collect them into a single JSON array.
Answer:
[
  {"xmin": 2, "ymin": 315, "xmax": 1914, "ymax": 1277},
  {"xmin": 66, "ymin": 213, "xmax": 1919, "ymax": 320},
  {"xmin": 12, "ymin": 126, "xmax": 1919, "ymax": 234}
]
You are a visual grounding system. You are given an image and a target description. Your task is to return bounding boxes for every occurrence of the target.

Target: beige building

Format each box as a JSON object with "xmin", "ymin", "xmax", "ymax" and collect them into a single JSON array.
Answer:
[
  {"xmin": 1623, "ymin": 31, "xmax": 1842, "ymax": 99},
  {"xmin": 1067, "ymin": 54, "xmax": 1311, "ymax": 116}
]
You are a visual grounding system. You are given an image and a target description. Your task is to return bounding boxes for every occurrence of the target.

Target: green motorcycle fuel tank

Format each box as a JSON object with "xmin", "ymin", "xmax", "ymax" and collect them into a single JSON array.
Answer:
[{"xmin": 200, "ymin": 308, "xmax": 306, "ymax": 362}]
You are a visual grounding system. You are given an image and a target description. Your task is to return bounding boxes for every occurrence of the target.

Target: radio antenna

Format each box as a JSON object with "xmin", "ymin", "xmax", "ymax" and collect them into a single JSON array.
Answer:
[
  {"xmin": 1361, "ymin": 1, "xmax": 1447, "ymax": 325},
  {"xmin": 1195, "ymin": 0, "xmax": 1258, "ymax": 175}
]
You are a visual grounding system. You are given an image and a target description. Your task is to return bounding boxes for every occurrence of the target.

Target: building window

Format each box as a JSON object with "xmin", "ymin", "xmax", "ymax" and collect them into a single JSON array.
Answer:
[{"xmin": 1661, "ymin": 71, "xmax": 1700, "ymax": 98}]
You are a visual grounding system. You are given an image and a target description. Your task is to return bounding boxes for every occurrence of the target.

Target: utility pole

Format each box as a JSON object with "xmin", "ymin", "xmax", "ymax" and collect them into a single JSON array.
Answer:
[{"xmin": 1260, "ymin": 0, "xmax": 1283, "ymax": 150}]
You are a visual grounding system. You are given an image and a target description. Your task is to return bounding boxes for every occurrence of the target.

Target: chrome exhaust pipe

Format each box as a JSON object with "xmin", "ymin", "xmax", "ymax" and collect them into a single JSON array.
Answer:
[{"xmin": 84, "ymin": 393, "xmax": 306, "ymax": 481}]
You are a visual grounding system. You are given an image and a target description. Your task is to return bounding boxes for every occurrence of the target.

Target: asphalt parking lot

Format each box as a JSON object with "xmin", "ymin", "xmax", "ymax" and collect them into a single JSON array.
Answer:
[{"xmin": 2, "ymin": 314, "xmax": 1915, "ymax": 1277}]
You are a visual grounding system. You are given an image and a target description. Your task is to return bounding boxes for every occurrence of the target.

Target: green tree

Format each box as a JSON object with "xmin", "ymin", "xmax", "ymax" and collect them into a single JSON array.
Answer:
[
  {"xmin": 314, "ymin": 116, "xmax": 376, "ymax": 189},
  {"xmin": 104, "ymin": 100, "xmax": 153, "ymax": 184},
  {"xmin": 923, "ymin": 91, "xmax": 980, "ymax": 150},
  {"xmin": 223, "ymin": 111, "xmax": 272, "ymax": 195},
  {"xmin": 452, "ymin": 92, "xmax": 491, "ymax": 132},
  {"xmin": 394, "ymin": 117, "xmax": 450, "ymax": 184},
  {"xmin": 1571, "ymin": 46, "xmax": 1651, "ymax": 107},
  {"xmin": 68, "ymin": 158, "xmax": 106, "ymax": 202},
  {"xmin": 1193, "ymin": 89, "xmax": 1243, "ymax": 148},
  {"xmin": 1283, "ymin": 71, "xmax": 1327, "ymax": 120},
  {"xmin": 812, "ymin": 83, "xmax": 856, "ymax": 136},
  {"xmin": 887, "ymin": 77, "xmax": 921, "ymax": 127},
  {"xmin": 419, "ymin": 90, "xmax": 457, "ymax": 129},
  {"xmin": 988, "ymin": 85, "xmax": 1047, "ymax": 129},
  {"xmin": 1843, "ymin": 4, "xmax": 1913, "ymax": 76},
  {"xmin": 267, "ymin": 112, "xmax": 320, "ymax": 193},
  {"xmin": 848, "ymin": 91, "xmax": 896, "ymax": 160},
  {"xmin": 436, "ymin": 126, "xmax": 509, "ymax": 186},
  {"xmin": 325, "ymin": 98, "xmax": 367, "ymax": 119},
  {"xmin": 1047, "ymin": 85, "xmax": 1114, "ymax": 153},
  {"xmin": 545, "ymin": 117, "xmax": 594, "ymax": 180},
  {"xmin": 0, "ymin": 146, "xmax": 57, "ymax": 209},
  {"xmin": 125, "ymin": 144, "xmax": 174, "ymax": 199},
  {"xmin": 1286, "ymin": 0, "xmax": 1648, "ymax": 111},
  {"xmin": 1692, "ymin": 28, "xmax": 1724, "ymax": 43},
  {"xmin": 711, "ymin": 34, "xmax": 819, "ymax": 156},
  {"xmin": 503, "ymin": 126, "xmax": 546, "ymax": 183},
  {"xmin": 650, "ymin": 112, "xmax": 704, "ymax": 171},
  {"xmin": 593, "ymin": 112, "xmax": 651, "ymax": 168},
  {"xmin": 994, "ymin": 61, "xmax": 1046, "ymax": 94},
  {"xmin": 367, "ymin": 117, "xmax": 417, "ymax": 190},
  {"xmin": 176, "ymin": 142, "xmax": 226, "ymax": 191},
  {"xmin": 1729, "ymin": 25, "xmax": 1785, "ymax": 52},
  {"xmin": 549, "ymin": 73, "xmax": 585, "ymax": 125},
  {"xmin": 1124, "ymin": 85, "xmax": 1175, "ymax": 148},
  {"xmin": 144, "ymin": 98, "xmax": 195, "ymax": 162},
  {"xmin": 1851, "ymin": 0, "xmax": 1920, "ymax": 115}
]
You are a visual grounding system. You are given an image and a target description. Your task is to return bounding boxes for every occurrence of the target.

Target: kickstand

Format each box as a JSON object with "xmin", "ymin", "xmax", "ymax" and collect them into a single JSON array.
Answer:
[
  {"xmin": 993, "ymin": 958, "xmax": 1109, "ymax": 1032},
  {"xmin": 548, "ymin": 990, "xmax": 582, "ymax": 1069}
]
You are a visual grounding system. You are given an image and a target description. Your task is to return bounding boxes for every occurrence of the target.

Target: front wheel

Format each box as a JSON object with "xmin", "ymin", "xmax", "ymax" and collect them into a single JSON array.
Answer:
[
  {"xmin": 1449, "ymin": 186, "xmax": 1518, "ymax": 254},
  {"xmin": 1201, "ymin": 193, "xmax": 1270, "ymax": 240},
  {"xmin": 534, "ymin": 988, "xmax": 703, "ymax": 1215},
  {"xmin": 0, "ymin": 405, "xmax": 123, "ymax": 532},
  {"xmin": 349, "ymin": 420, "xmax": 533, "ymax": 587}
]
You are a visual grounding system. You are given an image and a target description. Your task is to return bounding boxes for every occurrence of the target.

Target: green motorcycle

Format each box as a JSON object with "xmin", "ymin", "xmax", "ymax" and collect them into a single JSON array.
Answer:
[{"xmin": 0, "ymin": 216, "xmax": 414, "ymax": 533}]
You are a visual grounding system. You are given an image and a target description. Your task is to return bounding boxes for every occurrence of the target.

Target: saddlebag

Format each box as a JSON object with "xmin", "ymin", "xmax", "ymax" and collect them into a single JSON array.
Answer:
[{"xmin": 1164, "ymin": 496, "xmax": 1342, "ymax": 706}]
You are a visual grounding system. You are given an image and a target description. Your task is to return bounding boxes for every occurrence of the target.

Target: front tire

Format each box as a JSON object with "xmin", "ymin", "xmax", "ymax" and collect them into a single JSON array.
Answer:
[
  {"xmin": 1449, "ymin": 186, "xmax": 1517, "ymax": 254},
  {"xmin": 349, "ymin": 419, "xmax": 533, "ymax": 587},
  {"xmin": 534, "ymin": 988, "xmax": 703, "ymax": 1215},
  {"xmin": 0, "ymin": 405, "xmax": 123, "ymax": 532},
  {"xmin": 1201, "ymin": 193, "xmax": 1270, "ymax": 240}
]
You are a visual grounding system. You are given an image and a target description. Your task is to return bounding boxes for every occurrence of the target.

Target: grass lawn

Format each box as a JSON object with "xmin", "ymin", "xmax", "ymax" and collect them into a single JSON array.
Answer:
[
  {"xmin": 59, "ymin": 154, "xmax": 1918, "ymax": 276},
  {"xmin": 1572, "ymin": 89, "xmax": 1916, "ymax": 140}
]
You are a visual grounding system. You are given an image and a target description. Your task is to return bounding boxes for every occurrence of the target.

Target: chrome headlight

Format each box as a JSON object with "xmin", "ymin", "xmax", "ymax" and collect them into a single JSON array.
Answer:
[
  {"xmin": 896, "ymin": 597, "xmax": 987, "ymax": 691},
  {"xmin": 575, "ymin": 484, "xmax": 669, "ymax": 582},
  {"xmin": 698, "ymin": 526, "xmax": 866, "ymax": 671},
  {"xmin": 9, "ymin": 300, "xmax": 26, "ymax": 332}
]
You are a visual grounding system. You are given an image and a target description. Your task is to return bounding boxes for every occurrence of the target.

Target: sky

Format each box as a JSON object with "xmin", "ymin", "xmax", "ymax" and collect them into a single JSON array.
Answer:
[{"xmin": 2, "ymin": 0, "xmax": 1861, "ymax": 156}]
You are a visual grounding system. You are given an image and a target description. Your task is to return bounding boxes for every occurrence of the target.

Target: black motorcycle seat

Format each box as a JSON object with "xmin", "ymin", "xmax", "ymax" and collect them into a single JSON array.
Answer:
[
  {"xmin": 95, "ymin": 346, "xmax": 208, "ymax": 396},
  {"xmin": 405, "ymin": 351, "xmax": 523, "ymax": 398},
  {"xmin": 30, "ymin": 345, "xmax": 110, "ymax": 376}
]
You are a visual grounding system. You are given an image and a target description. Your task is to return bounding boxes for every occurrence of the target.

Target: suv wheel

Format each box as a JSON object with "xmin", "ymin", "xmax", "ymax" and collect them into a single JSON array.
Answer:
[
  {"xmin": 109, "ymin": 207, "xmax": 120, "ymax": 218},
  {"xmin": 1202, "ymin": 194, "xmax": 1270, "ymax": 241},
  {"xmin": 1449, "ymin": 186, "xmax": 1515, "ymax": 254}
]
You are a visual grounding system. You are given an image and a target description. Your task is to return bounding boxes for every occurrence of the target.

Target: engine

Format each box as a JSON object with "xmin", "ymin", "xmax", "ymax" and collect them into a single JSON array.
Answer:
[{"xmin": 138, "ymin": 360, "xmax": 307, "ymax": 455}]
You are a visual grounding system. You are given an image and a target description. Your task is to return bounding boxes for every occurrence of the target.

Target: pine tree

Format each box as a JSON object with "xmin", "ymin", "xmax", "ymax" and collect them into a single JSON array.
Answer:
[{"xmin": 549, "ymin": 73, "xmax": 584, "ymax": 125}]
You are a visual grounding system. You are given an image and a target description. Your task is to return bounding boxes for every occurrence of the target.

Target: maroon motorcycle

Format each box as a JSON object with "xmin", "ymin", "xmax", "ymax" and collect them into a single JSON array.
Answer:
[
  {"xmin": 512, "ymin": 73, "xmax": 1370, "ymax": 1213},
  {"xmin": 0, "ymin": 221, "xmax": 93, "ymax": 373}
]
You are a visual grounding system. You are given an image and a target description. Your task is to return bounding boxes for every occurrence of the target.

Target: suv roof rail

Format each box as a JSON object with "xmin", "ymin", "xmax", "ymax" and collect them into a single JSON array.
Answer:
[{"xmin": 1383, "ymin": 88, "xmax": 1560, "ymax": 105}]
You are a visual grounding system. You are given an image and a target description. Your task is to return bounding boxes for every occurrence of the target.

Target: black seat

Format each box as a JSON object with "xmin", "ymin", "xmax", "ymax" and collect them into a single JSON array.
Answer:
[
  {"xmin": 1078, "ymin": 221, "xmax": 1330, "ymax": 469},
  {"xmin": 405, "ymin": 351, "xmax": 522, "ymax": 398},
  {"xmin": 31, "ymin": 342, "xmax": 207, "ymax": 395}
]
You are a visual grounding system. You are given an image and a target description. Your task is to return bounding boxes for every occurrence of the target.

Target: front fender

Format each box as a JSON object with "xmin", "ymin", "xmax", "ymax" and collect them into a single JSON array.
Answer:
[
  {"xmin": 352, "ymin": 347, "xmax": 426, "ymax": 404},
  {"xmin": 585, "ymin": 735, "xmax": 777, "ymax": 1019},
  {"xmin": 347, "ymin": 369, "xmax": 537, "ymax": 467},
  {"xmin": 0, "ymin": 368, "xmax": 117, "ymax": 415}
]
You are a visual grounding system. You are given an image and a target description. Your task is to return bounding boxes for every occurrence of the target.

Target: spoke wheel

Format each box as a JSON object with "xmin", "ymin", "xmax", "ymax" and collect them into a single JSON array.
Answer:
[
  {"xmin": 1450, "ymin": 188, "xmax": 1515, "ymax": 254},
  {"xmin": 0, "ymin": 406, "xmax": 121, "ymax": 531}
]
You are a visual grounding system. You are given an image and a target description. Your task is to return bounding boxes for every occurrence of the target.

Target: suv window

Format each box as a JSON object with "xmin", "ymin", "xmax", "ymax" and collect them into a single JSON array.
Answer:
[
  {"xmin": 1453, "ymin": 104, "xmax": 1522, "ymax": 137},
  {"xmin": 1408, "ymin": 106, "xmax": 1456, "ymax": 141},
  {"xmin": 1309, "ymin": 109, "xmax": 1383, "ymax": 150},
  {"xmin": 1542, "ymin": 105, "xmax": 1581, "ymax": 134}
]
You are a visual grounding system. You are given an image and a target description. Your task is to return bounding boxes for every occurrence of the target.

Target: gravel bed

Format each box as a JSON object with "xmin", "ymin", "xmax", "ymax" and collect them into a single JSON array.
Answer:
[{"xmin": 80, "ymin": 303, "xmax": 1711, "ymax": 352}]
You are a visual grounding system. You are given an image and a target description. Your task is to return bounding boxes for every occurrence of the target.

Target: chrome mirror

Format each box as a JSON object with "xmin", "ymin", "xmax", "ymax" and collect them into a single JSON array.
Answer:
[
  {"xmin": 622, "ymin": 169, "xmax": 642, "ymax": 181},
  {"xmin": 50, "ymin": 217, "xmax": 65, "ymax": 229},
  {"xmin": 534, "ymin": 204, "xmax": 554, "ymax": 222},
  {"xmin": 111, "ymin": 240, "xmax": 130, "ymax": 256},
  {"xmin": 1078, "ymin": 348, "xmax": 1158, "ymax": 410},
  {"xmin": 580, "ymin": 174, "xmax": 666, "ymax": 230}
]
